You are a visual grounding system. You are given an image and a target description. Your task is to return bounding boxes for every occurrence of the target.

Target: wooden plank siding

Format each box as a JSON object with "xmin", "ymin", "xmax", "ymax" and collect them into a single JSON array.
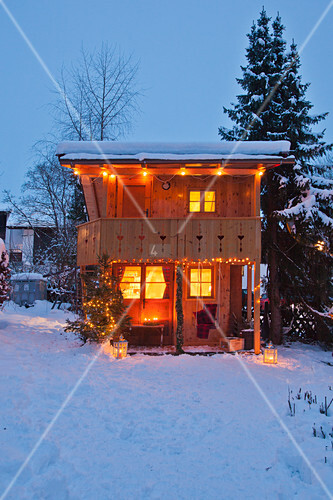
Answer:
[
  {"xmin": 77, "ymin": 217, "xmax": 261, "ymax": 266},
  {"xmin": 151, "ymin": 175, "xmax": 254, "ymax": 218}
]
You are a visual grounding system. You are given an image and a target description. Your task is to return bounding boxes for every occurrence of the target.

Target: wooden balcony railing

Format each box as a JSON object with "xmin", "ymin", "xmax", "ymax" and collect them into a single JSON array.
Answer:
[{"xmin": 77, "ymin": 217, "xmax": 261, "ymax": 266}]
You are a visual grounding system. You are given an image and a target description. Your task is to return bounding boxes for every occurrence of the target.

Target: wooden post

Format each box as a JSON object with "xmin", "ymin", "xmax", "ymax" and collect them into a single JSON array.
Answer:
[
  {"xmin": 254, "ymin": 260, "xmax": 261, "ymax": 354},
  {"xmin": 175, "ymin": 264, "xmax": 184, "ymax": 354},
  {"xmin": 247, "ymin": 264, "xmax": 252, "ymax": 323}
]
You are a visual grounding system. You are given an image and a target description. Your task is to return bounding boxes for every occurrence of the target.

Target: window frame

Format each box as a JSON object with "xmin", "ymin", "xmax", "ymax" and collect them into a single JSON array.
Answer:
[
  {"xmin": 118, "ymin": 265, "xmax": 142, "ymax": 300},
  {"xmin": 115, "ymin": 264, "xmax": 171, "ymax": 301},
  {"xmin": 187, "ymin": 266, "xmax": 214, "ymax": 299},
  {"xmin": 188, "ymin": 189, "xmax": 216, "ymax": 213}
]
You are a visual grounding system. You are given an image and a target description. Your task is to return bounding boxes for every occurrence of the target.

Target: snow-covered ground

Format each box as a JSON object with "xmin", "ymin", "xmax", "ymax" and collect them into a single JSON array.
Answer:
[{"xmin": 0, "ymin": 301, "xmax": 332, "ymax": 500}]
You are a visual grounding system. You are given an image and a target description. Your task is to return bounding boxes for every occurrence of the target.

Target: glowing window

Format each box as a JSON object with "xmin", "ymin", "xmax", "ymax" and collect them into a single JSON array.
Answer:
[
  {"xmin": 189, "ymin": 191, "xmax": 201, "ymax": 212},
  {"xmin": 120, "ymin": 266, "xmax": 141, "ymax": 299},
  {"xmin": 189, "ymin": 268, "xmax": 213, "ymax": 297},
  {"xmin": 189, "ymin": 191, "xmax": 215, "ymax": 212},
  {"xmin": 204, "ymin": 191, "xmax": 215, "ymax": 212},
  {"xmin": 145, "ymin": 266, "xmax": 166, "ymax": 299}
]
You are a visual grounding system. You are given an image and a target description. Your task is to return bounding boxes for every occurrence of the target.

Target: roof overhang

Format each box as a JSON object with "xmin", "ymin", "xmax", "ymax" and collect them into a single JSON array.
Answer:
[{"xmin": 56, "ymin": 141, "xmax": 295, "ymax": 172}]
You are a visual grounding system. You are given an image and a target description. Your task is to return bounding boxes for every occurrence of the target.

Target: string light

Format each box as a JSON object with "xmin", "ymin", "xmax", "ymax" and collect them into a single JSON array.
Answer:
[
  {"xmin": 180, "ymin": 168, "xmax": 186, "ymax": 176},
  {"xmin": 74, "ymin": 169, "xmax": 79, "ymax": 175},
  {"xmin": 110, "ymin": 257, "xmax": 254, "ymax": 265},
  {"xmin": 102, "ymin": 171, "xmax": 108, "ymax": 177}
]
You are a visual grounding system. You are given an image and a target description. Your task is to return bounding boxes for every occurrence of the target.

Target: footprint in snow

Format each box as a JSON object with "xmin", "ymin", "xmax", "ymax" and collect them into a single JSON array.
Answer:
[
  {"xmin": 119, "ymin": 423, "xmax": 135, "ymax": 440},
  {"xmin": 30, "ymin": 441, "xmax": 60, "ymax": 475}
]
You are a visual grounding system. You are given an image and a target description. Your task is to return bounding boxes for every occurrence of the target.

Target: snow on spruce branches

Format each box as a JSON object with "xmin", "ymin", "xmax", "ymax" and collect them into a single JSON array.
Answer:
[
  {"xmin": 219, "ymin": 8, "xmax": 332, "ymax": 341},
  {"xmin": 219, "ymin": 9, "xmax": 332, "ymax": 228}
]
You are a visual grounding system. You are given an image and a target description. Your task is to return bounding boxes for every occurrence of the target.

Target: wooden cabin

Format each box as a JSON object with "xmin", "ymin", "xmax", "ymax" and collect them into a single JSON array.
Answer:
[{"xmin": 56, "ymin": 141, "xmax": 294, "ymax": 353}]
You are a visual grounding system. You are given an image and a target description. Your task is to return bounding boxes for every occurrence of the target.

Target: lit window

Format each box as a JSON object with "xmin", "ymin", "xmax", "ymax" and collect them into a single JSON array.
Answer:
[
  {"xmin": 189, "ymin": 268, "xmax": 213, "ymax": 297},
  {"xmin": 204, "ymin": 191, "xmax": 215, "ymax": 212},
  {"xmin": 145, "ymin": 266, "xmax": 167, "ymax": 299},
  {"xmin": 120, "ymin": 266, "xmax": 141, "ymax": 299},
  {"xmin": 189, "ymin": 191, "xmax": 201, "ymax": 212},
  {"xmin": 189, "ymin": 191, "xmax": 215, "ymax": 212}
]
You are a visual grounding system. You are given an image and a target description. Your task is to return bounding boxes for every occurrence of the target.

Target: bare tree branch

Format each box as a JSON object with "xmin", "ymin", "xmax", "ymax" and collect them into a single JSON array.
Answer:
[{"xmin": 52, "ymin": 42, "xmax": 142, "ymax": 141}]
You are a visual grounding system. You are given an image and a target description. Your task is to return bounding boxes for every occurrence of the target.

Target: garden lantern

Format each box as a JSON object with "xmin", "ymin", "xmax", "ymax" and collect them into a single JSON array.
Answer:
[
  {"xmin": 112, "ymin": 334, "xmax": 128, "ymax": 359},
  {"xmin": 263, "ymin": 341, "xmax": 277, "ymax": 364}
]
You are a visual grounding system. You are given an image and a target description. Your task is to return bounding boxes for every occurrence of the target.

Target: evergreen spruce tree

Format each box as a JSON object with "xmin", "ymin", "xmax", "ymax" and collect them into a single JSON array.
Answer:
[
  {"xmin": 0, "ymin": 240, "xmax": 10, "ymax": 306},
  {"xmin": 65, "ymin": 254, "xmax": 131, "ymax": 343},
  {"xmin": 219, "ymin": 9, "xmax": 276, "ymax": 142},
  {"xmin": 219, "ymin": 8, "xmax": 333, "ymax": 344}
]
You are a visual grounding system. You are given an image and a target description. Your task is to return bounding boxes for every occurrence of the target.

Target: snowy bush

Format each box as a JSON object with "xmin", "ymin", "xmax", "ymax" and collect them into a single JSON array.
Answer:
[{"xmin": 0, "ymin": 238, "xmax": 10, "ymax": 307}]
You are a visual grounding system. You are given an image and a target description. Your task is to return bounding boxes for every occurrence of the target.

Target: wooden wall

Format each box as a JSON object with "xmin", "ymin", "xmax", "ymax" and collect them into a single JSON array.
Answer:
[
  {"xmin": 77, "ymin": 217, "xmax": 261, "ymax": 265},
  {"xmin": 151, "ymin": 176, "xmax": 253, "ymax": 218},
  {"xmin": 181, "ymin": 263, "xmax": 237, "ymax": 346},
  {"xmin": 81, "ymin": 172, "xmax": 255, "ymax": 221}
]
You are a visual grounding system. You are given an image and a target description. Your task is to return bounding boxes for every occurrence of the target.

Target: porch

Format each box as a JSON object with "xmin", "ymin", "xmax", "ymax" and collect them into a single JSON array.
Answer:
[
  {"xmin": 78, "ymin": 218, "xmax": 261, "ymax": 353},
  {"xmin": 110, "ymin": 260, "xmax": 260, "ymax": 353},
  {"xmin": 77, "ymin": 217, "xmax": 261, "ymax": 265}
]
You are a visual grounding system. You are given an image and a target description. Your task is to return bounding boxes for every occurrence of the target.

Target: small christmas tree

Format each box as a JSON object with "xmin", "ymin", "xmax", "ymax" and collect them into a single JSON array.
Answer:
[
  {"xmin": 65, "ymin": 254, "xmax": 131, "ymax": 343},
  {"xmin": 0, "ymin": 239, "xmax": 10, "ymax": 307}
]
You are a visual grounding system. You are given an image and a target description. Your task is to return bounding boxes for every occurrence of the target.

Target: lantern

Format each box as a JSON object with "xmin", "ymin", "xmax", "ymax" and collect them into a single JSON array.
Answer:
[
  {"xmin": 112, "ymin": 334, "xmax": 128, "ymax": 359},
  {"xmin": 263, "ymin": 341, "xmax": 278, "ymax": 364}
]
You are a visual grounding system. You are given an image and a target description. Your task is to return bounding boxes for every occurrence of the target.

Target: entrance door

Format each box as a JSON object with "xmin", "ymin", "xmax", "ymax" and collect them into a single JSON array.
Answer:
[
  {"xmin": 122, "ymin": 185, "xmax": 145, "ymax": 217},
  {"xmin": 115, "ymin": 263, "xmax": 174, "ymax": 345}
]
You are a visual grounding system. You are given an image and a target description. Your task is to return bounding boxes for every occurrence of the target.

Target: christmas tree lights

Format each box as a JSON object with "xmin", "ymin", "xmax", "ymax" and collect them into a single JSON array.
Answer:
[{"xmin": 65, "ymin": 254, "xmax": 131, "ymax": 343}]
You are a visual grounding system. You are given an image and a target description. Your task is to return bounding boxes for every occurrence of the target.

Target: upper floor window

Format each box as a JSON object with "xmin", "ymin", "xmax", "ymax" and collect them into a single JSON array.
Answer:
[{"xmin": 189, "ymin": 190, "xmax": 216, "ymax": 213}]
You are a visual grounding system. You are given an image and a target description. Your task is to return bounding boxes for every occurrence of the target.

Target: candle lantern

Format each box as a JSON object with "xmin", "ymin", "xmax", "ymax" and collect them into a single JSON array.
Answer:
[
  {"xmin": 112, "ymin": 334, "xmax": 128, "ymax": 359},
  {"xmin": 263, "ymin": 341, "xmax": 278, "ymax": 364}
]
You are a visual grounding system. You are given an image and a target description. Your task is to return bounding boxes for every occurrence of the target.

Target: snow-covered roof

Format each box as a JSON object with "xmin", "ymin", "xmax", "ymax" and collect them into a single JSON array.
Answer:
[
  {"xmin": 6, "ymin": 212, "xmax": 54, "ymax": 228},
  {"xmin": 56, "ymin": 141, "xmax": 293, "ymax": 163},
  {"xmin": 11, "ymin": 273, "xmax": 47, "ymax": 282}
]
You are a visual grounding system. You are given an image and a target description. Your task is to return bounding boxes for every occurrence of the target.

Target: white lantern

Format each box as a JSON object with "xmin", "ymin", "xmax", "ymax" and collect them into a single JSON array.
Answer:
[
  {"xmin": 112, "ymin": 334, "xmax": 128, "ymax": 359},
  {"xmin": 263, "ymin": 341, "xmax": 278, "ymax": 364}
]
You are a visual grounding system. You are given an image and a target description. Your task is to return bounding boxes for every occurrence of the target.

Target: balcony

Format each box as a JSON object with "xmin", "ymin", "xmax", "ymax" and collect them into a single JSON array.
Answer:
[{"xmin": 77, "ymin": 217, "xmax": 261, "ymax": 266}]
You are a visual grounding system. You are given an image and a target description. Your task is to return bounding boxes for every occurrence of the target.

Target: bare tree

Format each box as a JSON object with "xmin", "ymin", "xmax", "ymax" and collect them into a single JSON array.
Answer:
[
  {"xmin": 3, "ymin": 143, "xmax": 85, "ymax": 304},
  {"xmin": 53, "ymin": 43, "xmax": 141, "ymax": 141},
  {"xmin": 2, "ymin": 43, "xmax": 141, "ymax": 306}
]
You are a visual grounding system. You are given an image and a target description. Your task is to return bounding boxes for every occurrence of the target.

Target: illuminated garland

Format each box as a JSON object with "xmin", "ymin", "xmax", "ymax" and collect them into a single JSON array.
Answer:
[
  {"xmin": 109, "ymin": 257, "xmax": 254, "ymax": 265},
  {"xmin": 65, "ymin": 255, "xmax": 131, "ymax": 343}
]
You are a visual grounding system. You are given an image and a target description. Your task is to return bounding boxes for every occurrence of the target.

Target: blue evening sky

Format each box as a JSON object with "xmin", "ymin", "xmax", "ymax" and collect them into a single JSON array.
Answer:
[{"xmin": 0, "ymin": 0, "xmax": 332, "ymax": 194}]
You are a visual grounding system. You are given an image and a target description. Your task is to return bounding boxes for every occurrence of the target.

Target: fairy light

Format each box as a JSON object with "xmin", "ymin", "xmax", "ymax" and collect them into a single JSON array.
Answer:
[
  {"xmin": 74, "ymin": 169, "xmax": 79, "ymax": 175},
  {"xmin": 180, "ymin": 168, "xmax": 186, "ymax": 176},
  {"xmin": 110, "ymin": 174, "xmax": 116, "ymax": 179},
  {"xmin": 102, "ymin": 171, "xmax": 108, "ymax": 177}
]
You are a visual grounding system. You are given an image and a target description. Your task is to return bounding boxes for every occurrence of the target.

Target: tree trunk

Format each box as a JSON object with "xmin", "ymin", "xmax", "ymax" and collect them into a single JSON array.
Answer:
[
  {"xmin": 266, "ymin": 172, "xmax": 282, "ymax": 344},
  {"xmin": 268, "ymin": 223, "xmax": 282, "ymax": 344}
]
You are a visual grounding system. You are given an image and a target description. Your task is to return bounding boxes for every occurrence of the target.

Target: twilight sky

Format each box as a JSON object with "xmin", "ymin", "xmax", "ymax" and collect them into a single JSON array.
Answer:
[{"xmin": 0, "ymin": 0, "xmax": 332, "ymax": 195}]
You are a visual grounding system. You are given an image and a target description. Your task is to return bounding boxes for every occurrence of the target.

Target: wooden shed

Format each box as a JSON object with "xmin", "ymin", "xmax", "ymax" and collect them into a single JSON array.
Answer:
[{"xmin": 57, "ymin": 141, "xmax": 294, "ymax": 353}]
